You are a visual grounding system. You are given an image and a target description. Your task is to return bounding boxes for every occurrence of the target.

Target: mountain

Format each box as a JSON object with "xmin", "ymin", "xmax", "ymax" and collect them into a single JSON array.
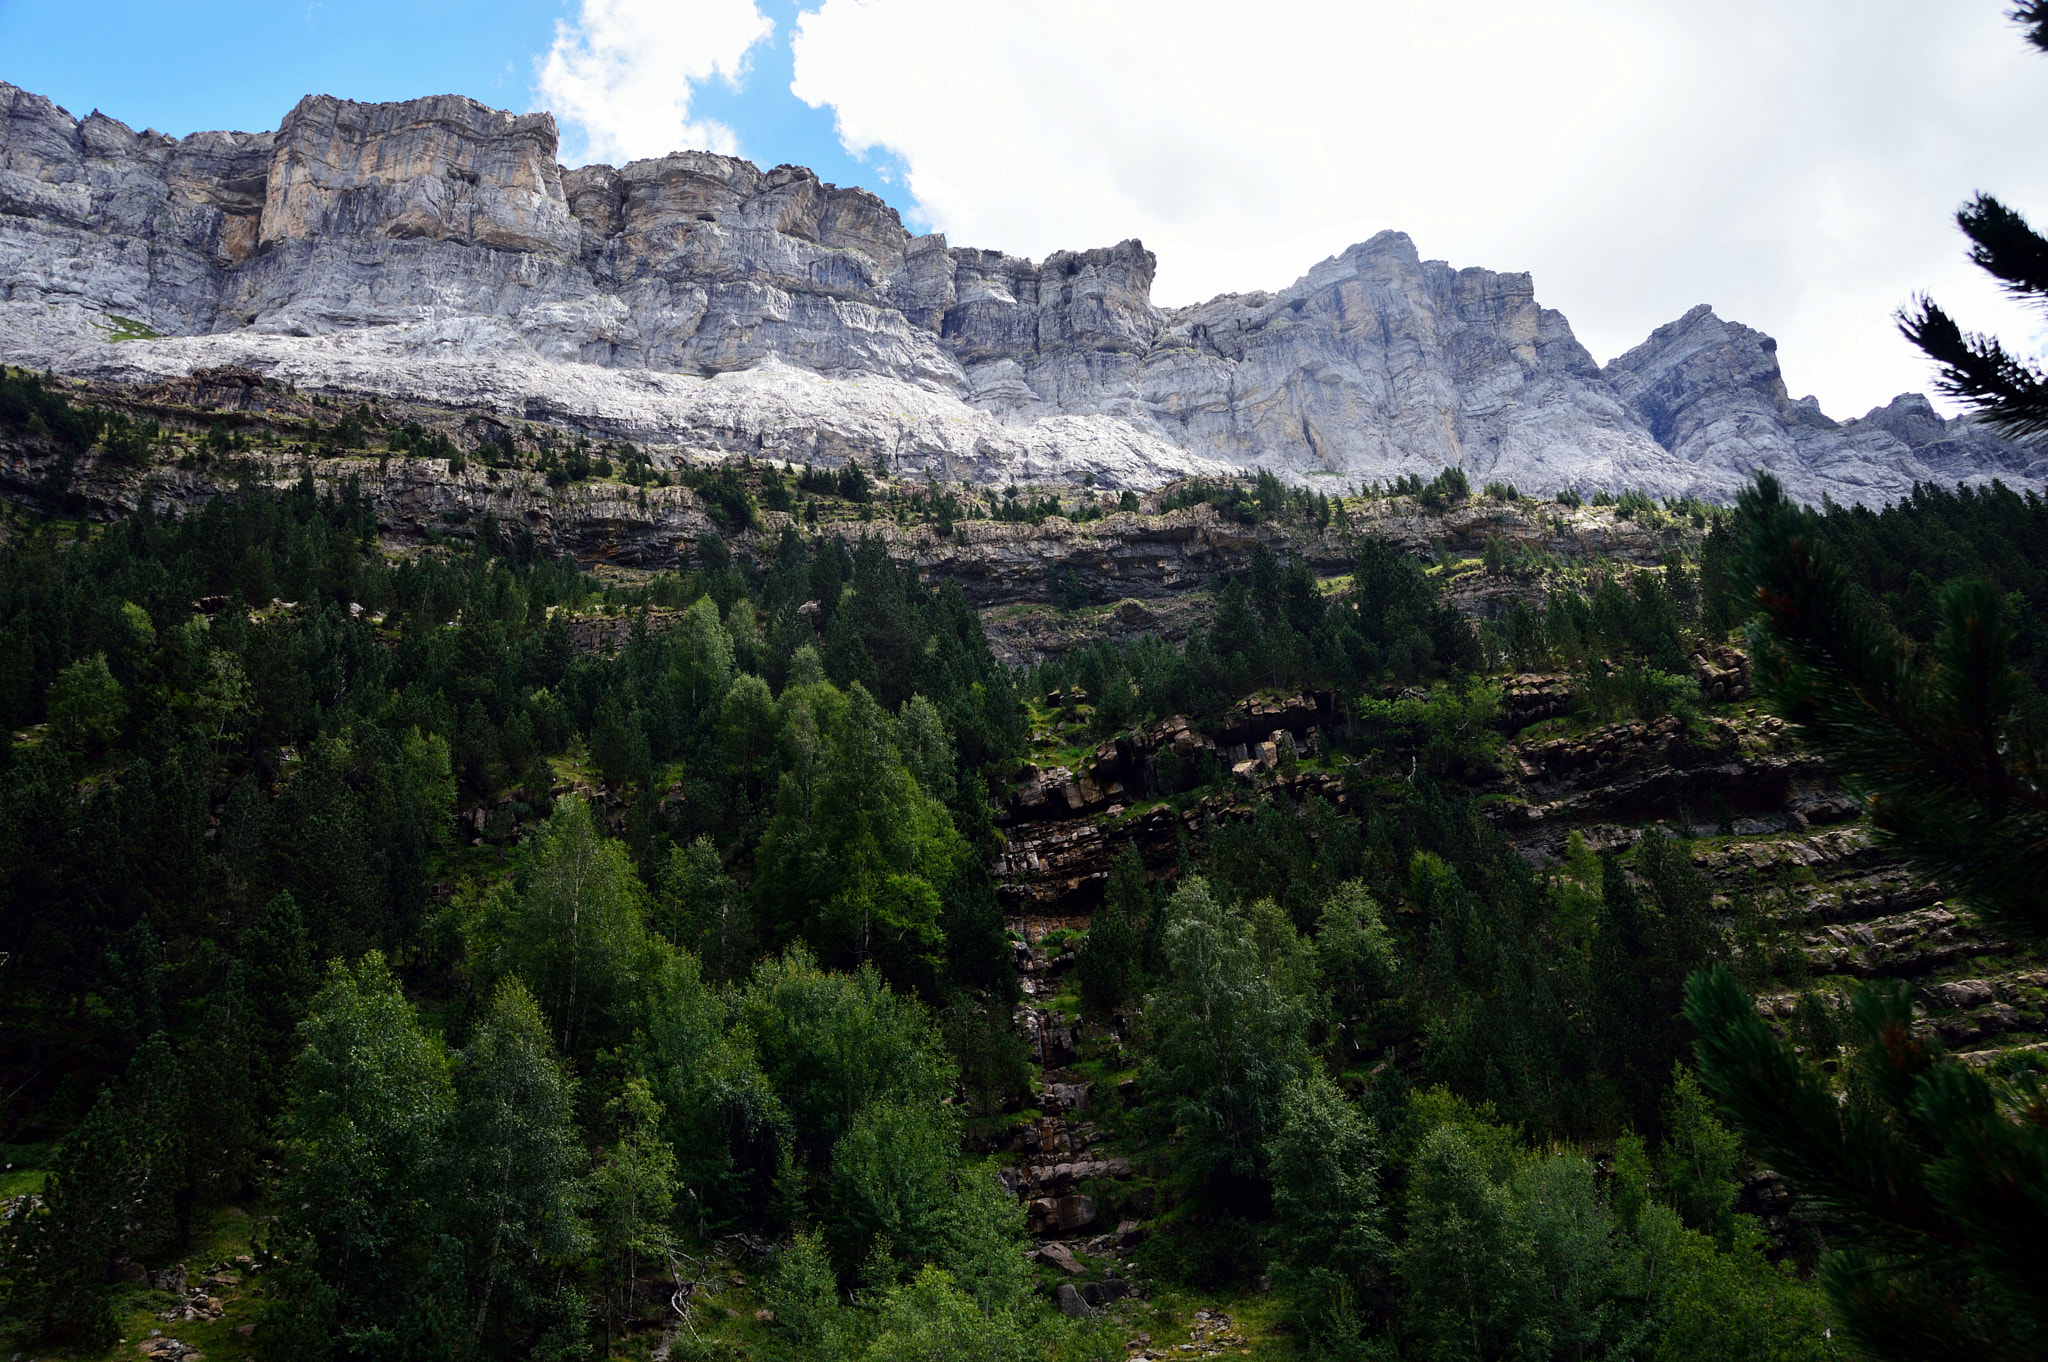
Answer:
[{"xmin": 2, "ymin": 82, "xmax": 2039, "ymax": 502}]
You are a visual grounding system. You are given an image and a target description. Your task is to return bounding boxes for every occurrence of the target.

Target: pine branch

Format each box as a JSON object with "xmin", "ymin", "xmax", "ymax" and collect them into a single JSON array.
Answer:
[
  {"xmin": 1735, "ymin": 474, "xmax": 2048, "ymax": 942},
  {"xmin": 1958, "ymin": 193, "xmax": 2048, "ymax": 301},
  {"xmin": 1736, "ymin": 481, "xmax": 2048, "ymax": 946},
  {"xmin": 1686, "ymin": 966, "xmax": 2043, "ymax": 1362},
  {"xmin": 1897, "ymin": 296, "xmax": 2048, "ymax": 439},
  {"xmin": 2013, "ymin": 1, "xmax": 2048, "ymax": 54},
  {"xmin": 1683, "ymin": 967, "xmax": 1954, "ymax": 1255}
]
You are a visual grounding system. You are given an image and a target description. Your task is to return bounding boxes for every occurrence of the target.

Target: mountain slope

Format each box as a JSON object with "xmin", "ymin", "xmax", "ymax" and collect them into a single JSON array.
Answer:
[{"xmin": 1, "ymin": 83, "xmax": 2036, "ymax": 502}]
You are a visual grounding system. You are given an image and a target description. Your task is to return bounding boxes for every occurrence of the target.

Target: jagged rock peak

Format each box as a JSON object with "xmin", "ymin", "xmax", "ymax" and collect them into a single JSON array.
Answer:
[{"xmin": 0, "ymin": 81, "xmax": 2038, "ymax": 505}]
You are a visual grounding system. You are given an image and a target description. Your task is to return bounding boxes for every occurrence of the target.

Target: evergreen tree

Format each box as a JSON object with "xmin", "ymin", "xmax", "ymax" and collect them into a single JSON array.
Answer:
[
  {"xmin": 1896, "ymin": 8, "xmax": 2048, "ymax": 437},
  {"xmin": 242, "ymin": 890, "xmax": 317, "ymax": 1110},
  {"xmin": 1729, "ymin": 473, "xmax": 2048, "ymax": 939},
  {"xmin": 1075, "ymin": 846, "xmax": 1151, "ymax": 1011},
  {"xmin": 2, "ymin": 1043, "xmax": 185, "ymax": 1346},
  {"xmin": 1313, "ymin": 880, "xmax": 1401, "ymax": 1060},
  {"xmin": 1656, "ymin": 1063, "xmax": 1744, "ymax": 1245},
  {"xmin": 1681, "ymin": 460, "xmax": 2048, "ymax": 1360},
  {"xmin": 593, "ymin": 1075, "xmax": 678, "ymax": 1346}
]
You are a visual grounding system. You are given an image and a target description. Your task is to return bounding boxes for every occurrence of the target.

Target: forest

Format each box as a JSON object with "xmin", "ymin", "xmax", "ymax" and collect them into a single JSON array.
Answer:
[{"xmin": 0, "ymin": 362, "xmax": 2044, "ymax": 1360}]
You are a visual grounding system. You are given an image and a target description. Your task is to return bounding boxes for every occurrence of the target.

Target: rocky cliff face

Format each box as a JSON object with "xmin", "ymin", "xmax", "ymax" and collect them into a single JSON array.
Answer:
[{"xmin": 2, "ymin": 82, "xmax": 2036, "ymax": 504}]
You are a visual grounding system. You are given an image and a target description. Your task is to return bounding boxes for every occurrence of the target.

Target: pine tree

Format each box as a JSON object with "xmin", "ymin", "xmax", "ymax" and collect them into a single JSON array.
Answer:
[
  {"xmin": 1682, "ymin": 465, "xmax": 2048, "ymax": 1359},
  {"xmin": 1729, "ymin": 473, "xmax": 2048, "ymax": 939},
  {"xmin": 1897, "ymin": 6, "xmax": 2048, "ymax": 438},
  {"xmin": 659, "ymin": 835, "xmax": 753, "ymax": 982},
  {"xmin": 1075, "ymin": 846, "xmax": 1150, "ymax": 1011}
]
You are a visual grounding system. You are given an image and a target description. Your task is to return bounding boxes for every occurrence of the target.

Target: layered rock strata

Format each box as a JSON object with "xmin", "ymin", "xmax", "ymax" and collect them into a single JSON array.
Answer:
[
  {"xmin": 0, "ymin": 374, "xmax": 1701, "ymax": 614},
  {"xmin": 3, "ymin": 82, "xmax": 2036, "ymax": 503}
]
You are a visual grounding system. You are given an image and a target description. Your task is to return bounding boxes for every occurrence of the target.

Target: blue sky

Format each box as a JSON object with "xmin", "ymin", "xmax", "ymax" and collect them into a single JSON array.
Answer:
[{"xmin": 0, "ymin": 0, "xmax": 914, "ymax": 212}]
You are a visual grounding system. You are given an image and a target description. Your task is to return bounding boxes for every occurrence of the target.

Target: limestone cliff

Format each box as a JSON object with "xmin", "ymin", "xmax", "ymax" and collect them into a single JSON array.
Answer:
[{"xmin": 1, "ymin": 83, "xmax": 2035, "ymax": 503}]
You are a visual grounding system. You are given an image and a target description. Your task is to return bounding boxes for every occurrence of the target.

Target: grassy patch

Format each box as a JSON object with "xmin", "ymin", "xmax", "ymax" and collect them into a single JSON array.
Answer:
[
  {"xmin": 98, "ymin": 313, "xmax": 163, "ymax": 342},
  {"xmin": 0, "ymin": 1143, "xmax": 49, "ymax": 1198}
]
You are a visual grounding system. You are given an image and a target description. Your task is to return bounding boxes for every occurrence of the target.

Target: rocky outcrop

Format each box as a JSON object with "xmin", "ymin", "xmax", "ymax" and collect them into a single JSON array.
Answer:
[
  {"xmin": 1, "ymin": 83, "xmax": 2033, "ymax": 504},
  {"xmin": 1601, "ymin": 306, "xmax": 2048, "ymax": 506},
  {"xmin": 0, "ymin": 370, "xmax": 1710, "ymax": 615}
]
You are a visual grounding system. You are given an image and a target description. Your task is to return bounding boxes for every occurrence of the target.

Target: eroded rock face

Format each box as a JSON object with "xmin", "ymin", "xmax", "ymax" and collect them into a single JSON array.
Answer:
[{"xmin": 1, "ymin": 82, "xmax": 2035, "ymax": 503}]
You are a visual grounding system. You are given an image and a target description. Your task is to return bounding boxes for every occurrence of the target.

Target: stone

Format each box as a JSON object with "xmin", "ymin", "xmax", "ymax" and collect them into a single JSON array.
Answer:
[
  {"xmin": 1055, "ymin": 1283, "xmax": 1090, "ymax": 1318},
  {"xmin": 1035, "ymin": 1243, "xmax": 1087, "ymax": 1275},
  {"xmin": 1, "ymin": 81, "xmax": 2035, "ymax": 505},
  {"xmin": 1057, "ymin": 1194, "xmax": 1099, "ymax": 1232}
]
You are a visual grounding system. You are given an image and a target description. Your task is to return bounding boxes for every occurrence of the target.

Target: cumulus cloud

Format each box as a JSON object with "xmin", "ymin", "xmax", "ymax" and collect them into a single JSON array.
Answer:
[
  {"xmin": 538, "ymin": 0, "xmax": 773, "ymax": 163},
  {"xmin": 787, "ymin": 0, "xmax": 2048, "ymax": 418}
]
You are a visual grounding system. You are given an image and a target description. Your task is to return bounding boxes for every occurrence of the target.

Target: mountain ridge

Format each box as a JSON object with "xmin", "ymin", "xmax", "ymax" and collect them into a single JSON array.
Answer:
[{"xmin": 2, "ymin": 81, "xmax": 2039, "ymax": 503}]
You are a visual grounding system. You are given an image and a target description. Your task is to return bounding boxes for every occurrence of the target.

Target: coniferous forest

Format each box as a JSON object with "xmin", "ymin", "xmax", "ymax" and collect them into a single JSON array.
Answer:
[{"xmin": 1, "ymin": 352, "xmax": 2047, "ymax": 1362}]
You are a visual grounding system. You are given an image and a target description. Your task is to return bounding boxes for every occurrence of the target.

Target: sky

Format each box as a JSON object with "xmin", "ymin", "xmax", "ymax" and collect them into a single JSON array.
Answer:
[{"xmin": 6, "ymin": 0, "xmax": 2048, "ymax": 419}]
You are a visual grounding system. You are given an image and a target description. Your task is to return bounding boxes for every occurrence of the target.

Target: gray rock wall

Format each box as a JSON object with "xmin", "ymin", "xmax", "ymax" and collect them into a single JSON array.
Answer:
[{"xmin": 1, "ymin": 82, "xmax": 2037, "ymax": 503}]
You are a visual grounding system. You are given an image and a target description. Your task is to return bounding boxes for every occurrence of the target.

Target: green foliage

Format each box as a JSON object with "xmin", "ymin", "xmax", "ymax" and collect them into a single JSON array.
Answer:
[
  {"xmin": 100, "ymin": 412, "xmax": 161, "ymax": 465},
  {"xmin": 860, "ymin": 1266, "xmax": 1036, "ymax": 1362},
  {"xmin": 1353, "ymin": 536, "xmax": 1482, "ymax": 682},
  {"xmin": 1733, "ymin": 472, "xmax": 2048, "ymax": 939},
  {"xmin": 1075, "ymin": 845, "xmax": 1152, "ymax": 1010},
  {"xmin": 1900, "ymin": 188, "xmax": 2048, "ymax": 439},
  {"xmin": 45, "ymin": 651, "xmax": 125, "ymax": 751},
  {"xmin": 1144, "ymin": 877, "xmax": 1313, "ymax": 1186},
  {"xmin": 1353, "ymin": 678, "xmax": 1503, "ymax": 778},
  {"xmin": 0, "ymin": 1044, "xmax": 187, "ymax": 1345},
  {"xmin": 682, "ymin": 465, "xmax": 758, "ymax": 528},
  {"xmin": 1574, "ymin": 662, "xmax": 1703, "ymax": 726},
  {"xmin": 1400, "ymin": 1122, "xmax": 1535, "ymax": 1360},
  {"xmin": 496, "ymin": 796, "xmax": 649, "ymax": 1060},
  {"xmin": 1157, "ymin": 468, "xmax": 1329, "ymax": 527},
  {"xmin": 659, "ymin": 835, "xmax": 754, "ymax": 981},
  {"xmin": 765, "ymin": 1230, "xmax": 853, "ymax": 1358},
  {"xmin": 1657, "ymin": 1063, "xmax": 1743, "ymax": 1244},
  {"xmin": 0, "ymin": 364, "xmax": 104, "ymax": 451},
  {"xmin": 275, "ymin": 953, "xmax": 454, "ymax": 1349},
  {"xmin": 736, "ymin": 948, "xmax": 952, "ymax": 1163},
  {"xmin": 1031, "ymin": 530, "xmax": 1479, "ymax": 734},
  {"xmin": 1415, "ymin": 464, "xmax": 1471, "ymax": 509},
  {"xmin": 1314, "ymin": 880, "xmax": 1401, "ymax": 1058},
  {"xmin": 443, "ymin": 979, "xmax": 591, "ymax": 1344},
  {"xmin": 1267, "ymin": 1072, "xmax": 1390, "ymax": 1346},
  {"xmin": 755, "ymin": 681, "xmax": 968, "ymax": 988},
  {"xmin": 825, "ymin": 1100, "xmax": 957, "ymax": 1280},
  {"xmin": 1687, "ymin": 965, "xmax": 2047, "ymax": 1359}
]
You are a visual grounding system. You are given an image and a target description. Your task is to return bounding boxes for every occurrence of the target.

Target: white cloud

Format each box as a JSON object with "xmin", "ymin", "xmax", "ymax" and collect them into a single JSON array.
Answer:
[
  {"xmin": 537, "ymin": 0, "xmax": 774, "ymax": 163},
  {"xmin": 789, "ymin": 0, "xmax": 2048, "ymax": 419}
]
